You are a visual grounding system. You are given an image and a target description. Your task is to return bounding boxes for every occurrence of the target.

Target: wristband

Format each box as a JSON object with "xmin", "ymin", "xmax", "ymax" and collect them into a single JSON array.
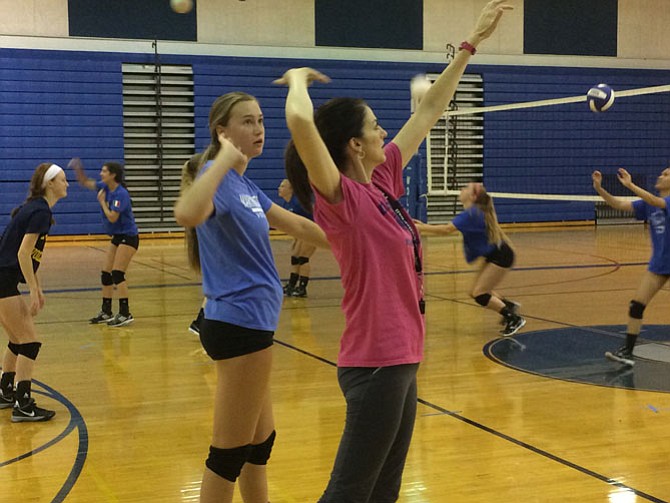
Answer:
[{"xmin": 458, "ymin": 40, "xmax": 477, "ymax": 55}]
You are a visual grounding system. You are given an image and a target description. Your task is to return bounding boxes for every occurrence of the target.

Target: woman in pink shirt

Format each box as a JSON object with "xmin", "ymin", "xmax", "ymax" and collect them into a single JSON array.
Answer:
[{"xmin": 276, "ymin": 2, "xmax": 512, "ymax": 500}]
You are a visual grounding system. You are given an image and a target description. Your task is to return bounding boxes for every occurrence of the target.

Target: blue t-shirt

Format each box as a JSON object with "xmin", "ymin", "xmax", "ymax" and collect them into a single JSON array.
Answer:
[
  {"xmin": 96, "ymin": 181, "xmax": 138, "ymax": 236},
  {"xmin": 283, "ymin": 195, "xmax": 313, "ymax": 220},
  {"xmin": 196, "ymin": 163, "xmax": 283, "ymax": 331},
  {"xmin": 633, "ymin": 196, "xmax": 670, "ymax": 274},
  {"xmin": 452, "ymin": 207, "xmax": 496, "ymax": 263},
  {"xmin": 0, "ymin": 198, "xmax": 52, "ymax": 280}
]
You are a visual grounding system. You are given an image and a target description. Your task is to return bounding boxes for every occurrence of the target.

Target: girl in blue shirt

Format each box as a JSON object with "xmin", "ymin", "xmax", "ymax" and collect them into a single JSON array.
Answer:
[
  {"xmin": 278, "ymin": 178, "xmax": 316, "ymax": 297},
  {"xmin": 593, "ymin": 167, "xmax": 670, "ymax": 366},
  {"xmin": 0, "ymin": 163, "xmax": 68, "ymax": 422},
  {"xmin": 174, "ymin": 92, "xmax": 328, "ymax": 503},
  {"xmin": 415, "ymin": 182, "xmax": 525, "ymax": 336},
  {"xmin": 70, "ymin": 159, "xmax": 139, "ymax": 327}
]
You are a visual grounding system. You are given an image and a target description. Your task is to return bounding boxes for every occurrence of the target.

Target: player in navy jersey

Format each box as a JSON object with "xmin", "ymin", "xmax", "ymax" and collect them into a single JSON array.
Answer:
[
  {"xmin": 0, "ymin": 163, "xmax": 68, "ymax": 422},
  {"xmin": 593, "ymin": 167, "xmax": 670, "ymax": 366},
  {"xmin": 69, "ymin": 159, "xmax": 139, "ymax": 327},
  {"xmin": 414, "ymin": 182, "xmax": 525, "ymax": 336},
  {"xmin": 277, "ymin": 178, "xmax": 316, "ymax": 297},
  {"xmin": 174, "ymin": 92, "xmax": 328, "ymax": 503}
]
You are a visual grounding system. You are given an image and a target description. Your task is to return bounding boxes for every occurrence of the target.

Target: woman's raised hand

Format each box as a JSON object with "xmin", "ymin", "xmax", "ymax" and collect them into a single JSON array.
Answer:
[
  {"xmin": 273, "ymin": 67, "xmax": 331, "ymax": 87},
  {"xmin": 617, "ymin": 168, "xmax": 633, "ymax": 188},
  {"xmin": 470, "ymin": 0, "xmax": 513, "ymax": 45},
  {"xmin": 592, "ymin": 170, "xmax": 603, "ymax": 190}
]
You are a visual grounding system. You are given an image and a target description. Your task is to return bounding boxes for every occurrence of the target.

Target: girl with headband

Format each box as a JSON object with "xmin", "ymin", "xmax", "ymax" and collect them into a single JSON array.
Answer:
[
  {"xmin": 0, "ymin": 163, "xmax": 68, "ymax": 422},
  {"xmin": 414, "ymin": 182, "xmax": 526, "ymax": 337},
  {"xmin": 69, "ymin": 159, "xmax": 139, "ymax": 327}
]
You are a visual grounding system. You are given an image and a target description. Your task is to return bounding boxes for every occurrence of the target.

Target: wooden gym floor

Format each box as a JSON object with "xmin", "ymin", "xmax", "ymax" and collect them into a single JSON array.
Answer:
[{"xmin": 1, "ymin": 223, "xmax": 669, "ymax": 502}]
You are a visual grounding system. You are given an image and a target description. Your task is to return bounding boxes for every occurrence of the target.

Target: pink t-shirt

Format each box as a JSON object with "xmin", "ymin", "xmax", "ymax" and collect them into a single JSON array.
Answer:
[{"xmin": 313, "ymin": 142, "xmax": 425, "ymax": 367}]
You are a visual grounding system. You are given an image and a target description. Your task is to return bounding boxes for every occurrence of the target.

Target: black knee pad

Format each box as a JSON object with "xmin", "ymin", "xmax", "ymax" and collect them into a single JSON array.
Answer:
[
  {"xmin": 290, "ymin": 256, "xmax": 300, "ymax": 266},
  {"xmin": 111, "ymin": 269, "xmax": 126, "ymax": 285},
  {"xmin": 474, "ymin": 293, "xmax": 492, "ymax": 307},
  {"xmin": 7, "ymin": 342, "xmax": 20, "ymax": 356},
  {"xmin": 297, "ymin": 256, "xmax": 310, "ymax": 265},
  {"xmin": 101, "ymin": 271, "xmax": 113, "ymax": 286},
  {"xmin": 629, "ymin": 300, "xmax": 646, "ymax": 320},
  {"xmin": 247, "ymin": 430, "xmax": 276, "ymax": 466},
  {"xmin": 205, "ymin": 444, "xmax": 253, "ymax": 482},
  {"xmin": 16, "ymin": 342, "xmax": 42, "ymax": 360}
]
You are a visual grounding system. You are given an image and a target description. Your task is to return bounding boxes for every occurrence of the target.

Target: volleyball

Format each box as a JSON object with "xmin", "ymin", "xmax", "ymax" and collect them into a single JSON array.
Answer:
[
  {"xmin": 410, "ymin": 75, "xmax": 432, "ymax": 108},
  {"xmin": 170, "ymin": 0, "xmax": 193, "ymax": 14},
  {"xmin": 587, "ymin": 83, "xmax": 615, "ymax": 112}
]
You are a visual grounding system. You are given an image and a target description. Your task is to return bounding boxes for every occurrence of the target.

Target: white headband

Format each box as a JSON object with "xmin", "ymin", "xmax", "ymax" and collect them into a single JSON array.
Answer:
[{"xmin": 42, "ymin": 164, "xmax": 64, "ymax": 188}]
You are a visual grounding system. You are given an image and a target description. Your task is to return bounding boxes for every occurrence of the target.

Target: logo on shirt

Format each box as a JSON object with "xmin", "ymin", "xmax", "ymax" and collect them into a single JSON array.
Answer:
[
  {"xmin": 113, "ymin": 200, "xmax": 121, "ymax": 209},
  {"xmin": 239, "ymin": 195, "xmax": 264, "ymax": 217},
  {"xmin": 649, "ymin": 210, "xmax": 666, "ymax": 235},
  {"xmin": 31, "ymin": 248, "xmax": 42, "ymax": 263}
]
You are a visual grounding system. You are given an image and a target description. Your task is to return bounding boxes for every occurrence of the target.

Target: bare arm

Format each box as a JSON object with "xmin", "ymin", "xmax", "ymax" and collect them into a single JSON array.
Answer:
[
  {"xmin": 96, "ymin": 189, "xmax": 120, "ymax": 223},
  {"xmin": 68, "ymin": 158, "xmax": 97, "ymax": 191},
  {"xmin": 17, "ymin": 233, "xmax": 45, "ymax": 315},
  {"xmin": 617, "ymin": 167, "xmax": 666, "ymax": 209},
  {"xmin": 413, "ymin": 221, "xmax": 459, "ymax": 236},
  {"xmin": 393, "ymin": 0, "xmax": 513, "ymax": 165},
  {"xmin": 174, "ymin": 134, "xmax": 247, "ymax": 228},
  {"xmin": 275, "ymin": 68, "xmax": 343, "ymax": 204},
  {"xmin": 592, "ymin": 170, "xmax": 633, "ymax": 212},
  {"xmin": 266, "ymin": 204, "xmax": 330, "ymax": 249}
]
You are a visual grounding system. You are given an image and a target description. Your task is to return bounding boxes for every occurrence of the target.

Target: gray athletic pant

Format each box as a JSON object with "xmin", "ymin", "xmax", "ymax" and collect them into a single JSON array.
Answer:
[{"xmin": 319, "ymin": 363, "xmax": 419, "ymax": 503}]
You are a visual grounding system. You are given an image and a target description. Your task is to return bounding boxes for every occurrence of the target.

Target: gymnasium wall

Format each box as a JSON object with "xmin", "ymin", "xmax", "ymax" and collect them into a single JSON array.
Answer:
[{"xmin": 1, "ymin": 0, "xmax": 670, "ymax": 234}]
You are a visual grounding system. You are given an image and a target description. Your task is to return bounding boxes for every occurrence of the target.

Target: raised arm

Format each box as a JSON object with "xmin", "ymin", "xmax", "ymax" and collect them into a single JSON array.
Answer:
[
  {"xmin": 68, "ymin": 157, "xmax": 97, "ymax": 191},
  {"xmin": 617, "ymin": 167, "xmax": 666, "ymax": 209},
  {"xmin": 275, "ymin": 68, "xmax": 343, "ymax": 204},
  {"xmin": 592, "ymin": 170, "xmax": 634, "ymax": 212},
  {"xmin": 393, "ymin": 0, "xmax": 513, "ymax": 166},
  {"xmin": 174, "ymin": 133, "xmax": 247, "ymax": 227}
]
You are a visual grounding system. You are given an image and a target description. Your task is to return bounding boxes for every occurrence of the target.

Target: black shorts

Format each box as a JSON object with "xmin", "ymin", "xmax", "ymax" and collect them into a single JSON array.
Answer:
[
  {"xmin": 111, "ymin": 234, "xmax": 140, "ymax": 250},
  {"xmin": 0, "ymin": 269, "xmax": 20, "ymax": 299},
  {"xmin": 485, "ymin": 241, "xmax": 515, "ymax": 268},
  {"xmin": 200, "ymin": 319, "xmax": 274, "ymax": 360}
]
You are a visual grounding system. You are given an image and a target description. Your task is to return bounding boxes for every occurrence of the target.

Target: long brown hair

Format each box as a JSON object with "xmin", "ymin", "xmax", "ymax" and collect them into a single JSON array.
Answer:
[
  {"xmin": 473, "ymin": 184, "xmax": 507, "ymax": 245},
  {"xmin": 180, "ymin": 153, "xmax": 203, "ymax": 271},
  {"xmin": 198, "ymin": 92, "xmax": 257, "ymax": 172},
  {"xmin": 284, "ymin": 97, "xmax": 368, "ymax": 214},
  {"xmin": 11, "ymin": 163, "xmax": 53, "ymax": 218}
]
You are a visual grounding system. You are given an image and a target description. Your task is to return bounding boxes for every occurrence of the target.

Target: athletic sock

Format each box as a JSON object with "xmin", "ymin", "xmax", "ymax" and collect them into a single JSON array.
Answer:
[
  {"xmin": 119, "ymin": 298, "xmax": 130, "ymax": 317},
  {"xmin": 102, "ymin": 297, "xmax": 113, "ymax": 314},
  {"xmin": 15, "ymin": 380, "xmax": 31, "ymax": 408},
  {"xmin": 0, "ymin": 371, "xmax": 15, "ymax": 395}
]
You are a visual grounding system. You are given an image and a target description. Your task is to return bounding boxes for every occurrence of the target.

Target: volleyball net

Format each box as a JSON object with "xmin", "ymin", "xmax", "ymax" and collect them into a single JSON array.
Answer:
[{"xmin": 422, "ymin": 80, "xmax": 670, "ymax": 223}]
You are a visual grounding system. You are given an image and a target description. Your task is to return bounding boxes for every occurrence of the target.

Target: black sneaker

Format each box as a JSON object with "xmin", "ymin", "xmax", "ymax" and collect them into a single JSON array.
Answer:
[
  {"xmin": 0, "ymin": 389, "xmax": 14, "ymax": 410},
  {"xmin": 290, "ymin": 285, "xmax": 307, "ymax": 298},
  {"xmin": 283, "ymin": 283, "xmax": 294, "ymax": 296},
  {"xmin": 90, "ymin": 311, "xmax": 113, "ymax": 324},
  {"xmin": 605, "ymin": 346, "xmax": 635, "ymax": 366},
  {"xmin": 108, "ymin": 313, "xmax": 134, "ymax": 327},
  {"xmin": 188, "ymin": 319, "xmax": 200, "ymax": 336},
  {"xmin": 11, "ymin": 398, "xmax": 55, "ymax": 423},
  {"xmin": 501, "ymin": 315, "xmax": 526, "ymax": 337}
]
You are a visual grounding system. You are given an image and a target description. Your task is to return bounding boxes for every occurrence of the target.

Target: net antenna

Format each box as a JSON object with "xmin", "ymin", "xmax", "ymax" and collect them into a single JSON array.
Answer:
[{"xmin": 426, "ymin": 83, "xmax": 670, "ymax": 202}]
